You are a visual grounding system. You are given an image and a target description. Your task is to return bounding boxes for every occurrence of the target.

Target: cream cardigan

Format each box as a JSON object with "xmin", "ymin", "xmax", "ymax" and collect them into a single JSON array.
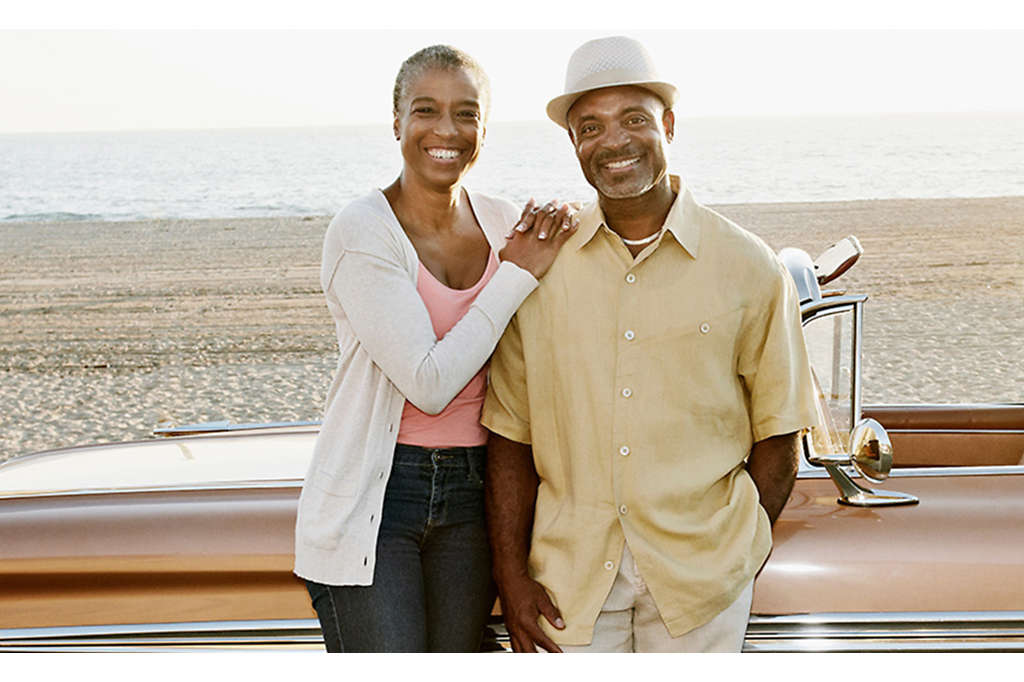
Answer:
[{"xmin": 294, "ymin": 188, "xmax": 538, "ymax": 585}]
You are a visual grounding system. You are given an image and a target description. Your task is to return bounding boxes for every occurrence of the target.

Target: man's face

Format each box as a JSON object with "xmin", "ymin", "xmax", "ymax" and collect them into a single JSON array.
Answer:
[{"xmin": 566, "ymin": 86, "xmax": 674, "ymax": 200}]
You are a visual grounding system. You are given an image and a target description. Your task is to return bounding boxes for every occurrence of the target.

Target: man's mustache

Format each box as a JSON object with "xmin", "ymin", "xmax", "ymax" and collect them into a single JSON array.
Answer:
[{"xmin": 592, "ymin": 148, "xmax": 644, "ymax": 166}]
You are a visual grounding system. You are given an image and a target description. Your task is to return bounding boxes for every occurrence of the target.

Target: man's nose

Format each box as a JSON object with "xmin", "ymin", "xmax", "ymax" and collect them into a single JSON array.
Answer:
[{"xmin": 603, "ymin": 125, "xmax": 631, "ymax": 149}]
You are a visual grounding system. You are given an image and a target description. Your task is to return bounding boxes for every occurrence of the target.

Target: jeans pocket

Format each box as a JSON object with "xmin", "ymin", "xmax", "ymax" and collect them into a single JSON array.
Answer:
[{"xmin": 464, "ymin": 450, "xmax": 486, "ymax": 488}]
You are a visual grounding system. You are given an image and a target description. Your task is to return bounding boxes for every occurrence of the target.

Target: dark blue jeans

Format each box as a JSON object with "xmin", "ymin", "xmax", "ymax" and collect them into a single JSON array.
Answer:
[{"xmin": 305, "ymin": 444, "xmax": 494, "ymax": 652}]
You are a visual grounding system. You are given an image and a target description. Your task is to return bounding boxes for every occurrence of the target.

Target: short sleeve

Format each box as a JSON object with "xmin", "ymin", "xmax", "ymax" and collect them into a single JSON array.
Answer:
[
  {"xmin": 737, "ymin": 259, "xmax": 818, "ymax": 442},
  {"xmin": 481, "ymin": 312, "xmax": 532, "ymax": 444}
]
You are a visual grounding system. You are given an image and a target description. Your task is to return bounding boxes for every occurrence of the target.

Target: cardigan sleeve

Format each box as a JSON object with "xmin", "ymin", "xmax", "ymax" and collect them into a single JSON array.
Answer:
[{"xmin": 323, "ymin": 208, "xmax": 538, "ymax": 415}]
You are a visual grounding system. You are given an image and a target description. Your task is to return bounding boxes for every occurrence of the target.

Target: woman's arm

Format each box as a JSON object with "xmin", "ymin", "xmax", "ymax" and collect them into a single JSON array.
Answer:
[
  {"xmin": 327, "ymin": 245, "xmax": 536, "ymax": 414},
  {"xmin": 324, "ymin": 203, "xmax": 574, "ymax": 415}
]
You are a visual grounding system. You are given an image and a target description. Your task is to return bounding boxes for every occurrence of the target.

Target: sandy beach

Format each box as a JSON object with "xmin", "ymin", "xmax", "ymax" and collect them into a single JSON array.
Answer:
[{"xmin": 2, "ymin": 197, "xmax": 1022, "ymax": 462}]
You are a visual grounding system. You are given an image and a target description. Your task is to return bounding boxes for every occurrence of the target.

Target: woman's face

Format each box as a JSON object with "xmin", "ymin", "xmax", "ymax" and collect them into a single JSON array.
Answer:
[{"xmin": 393, "ymin": 67, "xmax": 486, "ymax": 191}]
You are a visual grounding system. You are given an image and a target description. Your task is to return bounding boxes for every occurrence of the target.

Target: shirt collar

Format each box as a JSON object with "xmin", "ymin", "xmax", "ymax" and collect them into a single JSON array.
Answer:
[{"xmin": 575, "ymin": 175, "xmax": 702, "ymax": 259}]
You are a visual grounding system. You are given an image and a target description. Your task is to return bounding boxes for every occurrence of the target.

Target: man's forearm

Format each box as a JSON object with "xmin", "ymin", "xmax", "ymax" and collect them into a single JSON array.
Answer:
[
  {"xmin": 485, "ymin": 432, "xmax": 538, "ymax": 580},
  {"xmin": 746, "ymin": 431, "xmax": 800, "ymax": 526}
]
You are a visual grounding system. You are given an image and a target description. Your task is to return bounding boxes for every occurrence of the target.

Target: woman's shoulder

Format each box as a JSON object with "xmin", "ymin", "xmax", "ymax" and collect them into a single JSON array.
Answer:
[
  {"xmin": 467, "ymin": 190, "xmax": 521, "ymax": 247},
  {"xmin": 325, "ymin": 189, "xmax": 404, "ymax": 255},
  {"xmin": 468, "ymin": 190, "xmax": 520, "ymax": 219}
]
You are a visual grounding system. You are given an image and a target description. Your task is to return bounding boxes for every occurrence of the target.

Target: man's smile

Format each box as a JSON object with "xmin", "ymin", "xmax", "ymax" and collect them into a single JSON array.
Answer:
[{"xmin": 601, "ymin": 156, "xmax": 641, "ymax": 171}]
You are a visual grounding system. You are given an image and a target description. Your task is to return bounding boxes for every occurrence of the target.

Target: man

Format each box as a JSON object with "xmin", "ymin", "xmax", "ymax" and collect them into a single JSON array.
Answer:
[{"xmin": 481, "ymin": 36, "xmax": 817, "ymax": 653}]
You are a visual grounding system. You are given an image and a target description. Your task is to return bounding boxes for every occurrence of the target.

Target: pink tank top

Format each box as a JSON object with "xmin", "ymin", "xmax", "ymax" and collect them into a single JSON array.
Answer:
[{"xmin": 396, "ymin": 250, "xmax": 500, "ymax": 447}]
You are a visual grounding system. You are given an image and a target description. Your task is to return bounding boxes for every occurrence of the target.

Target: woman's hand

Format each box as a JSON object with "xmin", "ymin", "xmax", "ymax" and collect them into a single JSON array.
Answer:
[{"xmin": 499, "ymin": 199, "xmax": 578, "ymax": 279}]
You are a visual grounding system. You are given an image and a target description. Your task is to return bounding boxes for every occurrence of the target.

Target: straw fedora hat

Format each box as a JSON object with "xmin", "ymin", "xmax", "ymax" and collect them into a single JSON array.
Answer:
[{"xmin": 546, "ymin": 36, "xmax": 679, "ymax": 130}]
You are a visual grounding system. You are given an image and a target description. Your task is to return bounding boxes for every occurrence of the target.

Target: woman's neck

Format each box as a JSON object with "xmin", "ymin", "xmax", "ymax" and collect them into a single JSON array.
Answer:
[{"xmin": 383, "ymin": 173, "xmax": 464, "ymax": 234}]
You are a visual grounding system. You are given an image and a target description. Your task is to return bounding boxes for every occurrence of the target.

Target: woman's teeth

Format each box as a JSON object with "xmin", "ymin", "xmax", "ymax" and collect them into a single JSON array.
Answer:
[{"xmin": 427, "ymin": 148, "xmax": 460, "ymax": 160}]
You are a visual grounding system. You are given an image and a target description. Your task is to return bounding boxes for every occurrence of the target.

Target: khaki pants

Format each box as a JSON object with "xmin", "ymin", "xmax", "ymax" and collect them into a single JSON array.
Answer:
[{"xmin": 560, "ymin": 544, "xmax": 752, "ymax": 653}]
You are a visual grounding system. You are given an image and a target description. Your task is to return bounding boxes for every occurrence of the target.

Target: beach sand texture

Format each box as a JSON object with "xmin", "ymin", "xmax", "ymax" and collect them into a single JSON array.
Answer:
[{"xmin": 2, "ymin": 197, "xmax": 1022, "ymax": 462}]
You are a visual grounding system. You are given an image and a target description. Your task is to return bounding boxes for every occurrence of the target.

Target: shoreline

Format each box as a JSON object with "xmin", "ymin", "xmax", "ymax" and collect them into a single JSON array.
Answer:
[
  {"xmin": 3, "ymin": 196, "xmax": 1023, "ymax": 462},
  {"xmin": 6, "ymin": 193, "xmax": 1024, "ymax": 228}
]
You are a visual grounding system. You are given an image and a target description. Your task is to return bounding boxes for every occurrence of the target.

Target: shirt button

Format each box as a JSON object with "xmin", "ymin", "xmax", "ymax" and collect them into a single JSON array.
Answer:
[
  {"xmin": 604, "ymin": 561, "xmax": 615, "ymax": 570},
  {"xmin": 624, "ymin": 330, "xmax": 635, "ymax": 341},
  {"xmin": 699, "ymin": 322, "xmax": 711, "ymax": 334},
  {"xmin": 625, "ymin": 273, "xmax": 636, "ymax": 284},
  {"xmin": 619, "ymin": 505, "xmax": 629, "ymax": 515},
  {"xmin": 619, "ymin": 446, "xmax": 630, "ymax": 456},
  {"xmin": 621, "ymin": 388, "xmax": 632, "ymax": 398},
  {"xmin": 378, "ymin": 471, "xmax": 385, "ymax": 480}
]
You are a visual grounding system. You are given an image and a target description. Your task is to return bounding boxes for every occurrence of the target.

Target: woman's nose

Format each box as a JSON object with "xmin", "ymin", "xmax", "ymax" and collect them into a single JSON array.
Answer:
[{"xmin": 433, "ymin": 114, "xmax": 458, "ymax": 137}]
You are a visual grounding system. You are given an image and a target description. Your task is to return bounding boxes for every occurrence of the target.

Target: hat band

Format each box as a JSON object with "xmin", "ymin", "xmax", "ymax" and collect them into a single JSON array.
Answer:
[{"xmin": 570, "ymin": 68, "xmax": 661, "ymax": 94}]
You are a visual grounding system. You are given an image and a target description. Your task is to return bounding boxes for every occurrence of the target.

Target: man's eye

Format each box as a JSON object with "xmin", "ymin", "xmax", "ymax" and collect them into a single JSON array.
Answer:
[
  {"xmin": 580, "ymin": 125, "xmax": 597, "ymax": 135},
  {"xmin": 627, "ymin": 116, "xmax": 646, "ymax": 125},
  {"xmin": 414, "ymin": 107, "xmax": 434, "ymax": 114},
  {"xmin": 459, "ymin": 110, "xmax": 480, "ymax": 119}
]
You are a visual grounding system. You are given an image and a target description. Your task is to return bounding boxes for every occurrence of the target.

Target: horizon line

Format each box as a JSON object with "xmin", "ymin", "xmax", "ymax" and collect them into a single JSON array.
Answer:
[{"xmin": 3, "ymin": 109, "xmax": 1024, "ymax": 136}]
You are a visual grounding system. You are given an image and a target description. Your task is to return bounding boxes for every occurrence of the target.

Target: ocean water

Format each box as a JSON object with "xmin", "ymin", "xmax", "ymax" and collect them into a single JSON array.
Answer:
[{"xmin": 2, "ymin": 113, "xmax": 1023, "ymax": 223}]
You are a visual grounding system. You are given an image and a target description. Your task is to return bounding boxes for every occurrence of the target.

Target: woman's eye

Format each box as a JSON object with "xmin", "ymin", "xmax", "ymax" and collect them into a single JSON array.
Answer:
[
  {"xmin": 413, "ymin": 107, "xmax": 434, "ymax": 114},
  {"xmin": 458, "ymin": 110, "xmax": 480, "ymax": 119}
]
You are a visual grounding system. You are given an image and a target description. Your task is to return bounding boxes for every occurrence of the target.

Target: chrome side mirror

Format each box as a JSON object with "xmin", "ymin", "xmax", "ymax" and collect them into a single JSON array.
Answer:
[
  {"xmin": 849, "ymin": 418, "xmax": 893, "ymax": 483},
  {"xmin": 805, "ymin": 418, "xmax": 918, "ymax": 507}
]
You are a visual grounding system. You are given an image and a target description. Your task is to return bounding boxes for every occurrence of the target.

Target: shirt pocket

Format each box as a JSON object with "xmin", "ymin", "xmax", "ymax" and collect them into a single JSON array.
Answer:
[{"xmin": 643, "ymin": 306, "xmax": 746, "ymax": 408}]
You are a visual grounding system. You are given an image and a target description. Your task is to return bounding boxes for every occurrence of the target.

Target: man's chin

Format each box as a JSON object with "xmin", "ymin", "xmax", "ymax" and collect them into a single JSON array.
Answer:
[{"xmin": 594, "ymin": 181, "xmax": 653, "ymax": 200}]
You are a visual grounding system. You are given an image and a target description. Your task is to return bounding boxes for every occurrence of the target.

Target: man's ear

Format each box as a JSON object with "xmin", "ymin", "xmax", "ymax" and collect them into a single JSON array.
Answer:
[
  {"xmin": 393, "ymin": 115, "xmax": 401, "ymax": 141},
  {"xmin": 567, "ymin": 127, "xmax": 576, "ymax": 146},
  {"xmin": 662, "ymin": 109, "xmax": 675, "ymax": 143}
]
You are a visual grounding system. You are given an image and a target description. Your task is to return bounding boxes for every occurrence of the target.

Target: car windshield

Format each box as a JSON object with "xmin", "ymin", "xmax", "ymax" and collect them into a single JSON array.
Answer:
[{"xmin": 804, "ymin": 305, "xmax": 856, "ymax": 456}]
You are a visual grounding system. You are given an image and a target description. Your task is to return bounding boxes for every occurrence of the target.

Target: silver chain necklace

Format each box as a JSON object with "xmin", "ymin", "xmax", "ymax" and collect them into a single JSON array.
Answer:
[{"xmin": 620, "ymin": 229, "xmax": 662, "ymax": 246}]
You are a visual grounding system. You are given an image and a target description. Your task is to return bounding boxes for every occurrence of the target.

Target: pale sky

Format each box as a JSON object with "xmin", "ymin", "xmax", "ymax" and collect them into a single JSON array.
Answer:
[{"xmin": 3, "ymin": 4, "xmax": 1024, "ymax": 133}]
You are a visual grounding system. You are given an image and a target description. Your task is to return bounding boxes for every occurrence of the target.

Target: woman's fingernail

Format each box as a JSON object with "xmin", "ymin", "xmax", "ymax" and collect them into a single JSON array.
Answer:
[
  {"xmin": 538, "ymin": 232, "xmax": 547, "ymax": 239},
  {"xmin": 555, "ymin": 618, "xmax": 565, "ymax": 629}
]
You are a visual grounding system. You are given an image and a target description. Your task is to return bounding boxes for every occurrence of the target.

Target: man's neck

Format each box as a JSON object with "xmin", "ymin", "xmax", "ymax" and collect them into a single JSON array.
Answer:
[{"xmin": 599, "ymin": 176, "xmax": 676, "ymax": 242}]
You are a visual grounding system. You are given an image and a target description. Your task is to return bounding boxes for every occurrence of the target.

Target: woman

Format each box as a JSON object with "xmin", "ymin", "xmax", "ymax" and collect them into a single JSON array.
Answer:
[{"xmin": 294, "ymin": 45, "xmax": 576, "ymax": 652}]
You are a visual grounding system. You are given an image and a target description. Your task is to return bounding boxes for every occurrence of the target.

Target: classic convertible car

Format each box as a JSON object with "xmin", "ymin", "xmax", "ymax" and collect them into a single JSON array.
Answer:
[{"xmin": 1, "ymin": 237, "xmax": 1022, "ymax": 652}]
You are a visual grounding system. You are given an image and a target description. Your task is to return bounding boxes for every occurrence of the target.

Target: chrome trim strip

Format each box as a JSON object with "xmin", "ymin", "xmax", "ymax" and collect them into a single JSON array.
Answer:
[
  {"xmin": 887, "ymin": 429, "xmax": 1024, "ymax": 435},
  {"xmin": 5, "ymin": 612, "xmax": 1023, "ymax": 652},
  {"xmin": 866, "ymin": 403, "xmax": 1024, "ymax": 409},
  {"xmin": 798, "ymin": 464, "xmax": 1024, "ymax": 479},
  {"xmin": 888, "ymin": 465, "xmax": 1024, "ymax": 478},
  {"xmin": 0, "ymin": 619, "xmax": 323, "ymax": 651},
  {"xmin": 0, "ymin": 428, "xmax": 318, "ymax": 471},
  {"xmin": 800, "ymin": 295, "xmax": 868, "ymax": 319},
  {"xmin": 853, "ymin": 300, "xmax": 863, "ymax": 424},
  {"xmin": 153, "ymin": 420, "xmax": 322, "ymax": 436},
  {"xmin": 744, "ymin": 611, "xmax": 1024, "ymax": 653},
  {"xmin": 0, "ymin": 479, "xmax": 304, "ymax": 501}
]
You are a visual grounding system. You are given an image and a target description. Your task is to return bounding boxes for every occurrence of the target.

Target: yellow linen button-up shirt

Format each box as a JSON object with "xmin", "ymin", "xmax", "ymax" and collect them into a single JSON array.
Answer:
[{"xmin": 482, "ymin": 176, "xmax": 817, "ymax": 644}]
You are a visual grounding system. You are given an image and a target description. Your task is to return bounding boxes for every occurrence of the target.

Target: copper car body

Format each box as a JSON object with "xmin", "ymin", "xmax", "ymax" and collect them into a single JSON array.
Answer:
[{"xmin": 2, "ymin": 238, "xmax": 1023, "ymax": 652}]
